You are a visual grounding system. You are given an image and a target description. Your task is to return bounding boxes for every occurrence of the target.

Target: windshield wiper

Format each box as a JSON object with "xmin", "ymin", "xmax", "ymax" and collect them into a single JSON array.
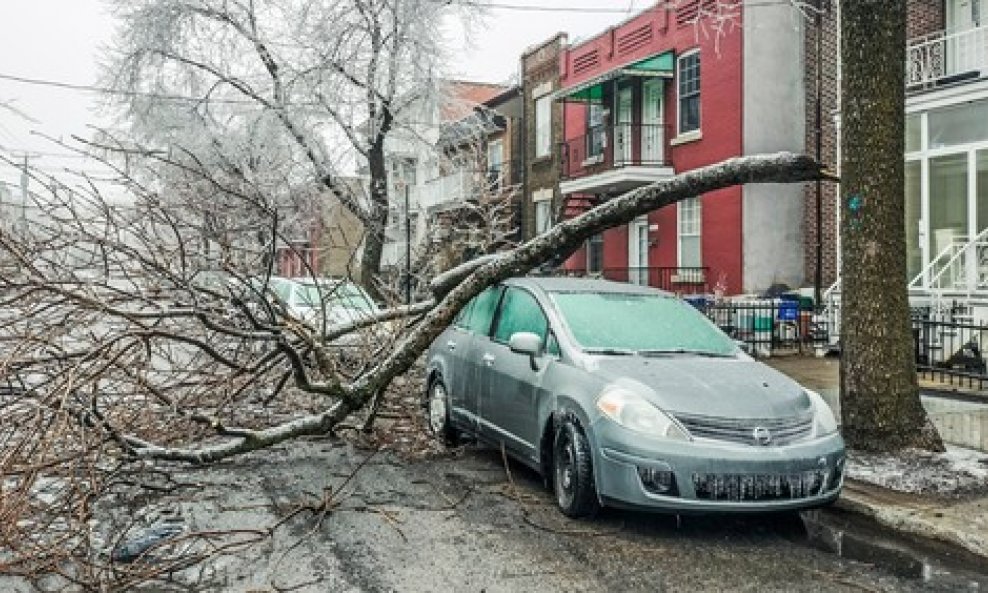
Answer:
[
  {"xmin": 636, "ymin": 349, "xmax": 735, "ymax": 358},
  {"xmin": 583, "ymin": 347, "xmax": 635, "ymax": 356}
]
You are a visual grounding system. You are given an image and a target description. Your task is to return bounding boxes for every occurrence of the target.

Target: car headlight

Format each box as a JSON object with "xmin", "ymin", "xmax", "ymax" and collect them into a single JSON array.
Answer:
[
  {"xmin": 805, "ymin": 389, "xmax": 839, "ymax": 436},
  {"xmin": 596, "ymin": 388, "xmax": 690, "ymax": 440}
]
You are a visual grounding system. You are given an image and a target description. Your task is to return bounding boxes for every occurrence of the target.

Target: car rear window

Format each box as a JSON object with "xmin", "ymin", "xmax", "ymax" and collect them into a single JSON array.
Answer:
[
  {"xmin": 549, "ymin": 291, "xmax": 737, "ymax": 355},
  {"xmin": 463, "ymin": 286, "xmax": 503, "ymax": 336}
]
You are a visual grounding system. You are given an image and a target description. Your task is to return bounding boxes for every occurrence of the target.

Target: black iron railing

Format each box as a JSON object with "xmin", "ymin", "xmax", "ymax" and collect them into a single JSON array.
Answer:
[
  {"xmin": 695, "ymin": 299, "xmax": 830, "ymax": 357},
  {"xmin": 560, "ymin": 123, "xmax": 671, "ymax": 180},
  {"xmin": 913, "ymin": 312, "xmax": 988, "ymax": 390},
  {"xmin": 560, "ymin": 266, "xmax": 709, "ymax": 293}
]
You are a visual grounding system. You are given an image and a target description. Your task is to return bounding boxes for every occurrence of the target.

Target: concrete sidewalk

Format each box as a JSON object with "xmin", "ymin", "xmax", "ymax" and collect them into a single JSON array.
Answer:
[
  {"xmin": 764, "ymin": 355, "xmax": 988, "ymax": 571},
  {"xmin": 766, "ymin": 355, "xmax": 988, "ymax": 452}
]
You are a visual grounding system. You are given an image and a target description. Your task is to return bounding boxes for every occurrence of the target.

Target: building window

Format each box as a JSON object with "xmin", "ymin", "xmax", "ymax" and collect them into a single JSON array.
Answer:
[
  {"xmin": 535, "ymin": 193, "xmax": 552, "ymax": 235},
  {"xmin": 587, "ymin": 233, "xmax": 604, "ymax": 273},
  {"xmin": 536, "ymin": 96, "xmax": 551, "ymax": 157},
  {"xmin": 487, "ymin": 139, "xmax": 504, "ymax": 189},
  {"xmin": 678, "ymin": 197, "xmax": 702, "ymax": 267},
  {"xmin": 587, "ymin": 103, "xmax": 605, "ymax": 158},
  {"xmin": 677, "ymin": 50, "xmax": 701, "ymax": 134}
]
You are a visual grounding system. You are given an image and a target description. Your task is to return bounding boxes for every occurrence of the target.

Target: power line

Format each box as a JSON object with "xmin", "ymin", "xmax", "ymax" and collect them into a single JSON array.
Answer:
[{"xmin": 0, "ymin": 71, "xmax": 265, "ymax": 104}]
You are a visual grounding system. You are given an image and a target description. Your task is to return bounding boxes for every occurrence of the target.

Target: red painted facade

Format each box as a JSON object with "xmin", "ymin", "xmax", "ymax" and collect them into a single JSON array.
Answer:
[{"xmin": 557, "ymin": 6, "xmax": 746, "ymax": 295}]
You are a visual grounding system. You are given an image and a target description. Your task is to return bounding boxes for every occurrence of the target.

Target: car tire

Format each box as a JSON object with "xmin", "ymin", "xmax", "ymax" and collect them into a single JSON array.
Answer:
[
  {"xmin": 552, "ymin": 420, "xmax": 600, "ymax": 518},
  {"xmin": 425, "ymin": 376, "xmax": 458, "ymax": 446}
]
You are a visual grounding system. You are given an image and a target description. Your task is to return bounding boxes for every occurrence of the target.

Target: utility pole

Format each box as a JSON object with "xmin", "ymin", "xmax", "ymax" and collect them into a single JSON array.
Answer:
[
  {"xmin": 404, "ymin": 183, "xmax": 411, "ymax": 305},
  {"xmin": 813, "ymin": 0, "xmax": 826, "ymax": 311}
]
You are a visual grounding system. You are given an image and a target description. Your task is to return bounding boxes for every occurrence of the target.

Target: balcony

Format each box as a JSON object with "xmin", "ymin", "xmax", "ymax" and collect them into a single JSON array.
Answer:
[
  {"xmin": 907, "ymin": 25, "xmax": 988, "ymax": 90},
  {"xmin": 418, "ymin": 169, "xmax": 472, "ymax": 213},
  {"xmin": 559, "ymin": 123, "xmax": 673, "ymax": 196}
]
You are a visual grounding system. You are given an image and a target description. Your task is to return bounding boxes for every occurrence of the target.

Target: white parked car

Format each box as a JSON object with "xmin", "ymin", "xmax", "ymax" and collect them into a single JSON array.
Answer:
[{"xmin": 266, "ymin": 277, "xmax": 381, "ymax": 330}]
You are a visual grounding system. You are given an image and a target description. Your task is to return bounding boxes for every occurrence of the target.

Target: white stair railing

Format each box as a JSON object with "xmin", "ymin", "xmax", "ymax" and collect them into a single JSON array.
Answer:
[
  {"xmin": 907, "ymin": 24, "xmax": 988, "ymax": 89},
  {"xmin": 910, "ymin": 226, "xmax": 988, "ymax": 297}
]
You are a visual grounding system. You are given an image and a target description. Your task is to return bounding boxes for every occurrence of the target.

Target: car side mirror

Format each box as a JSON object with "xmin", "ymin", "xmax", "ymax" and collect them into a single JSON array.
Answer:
[
  {"xmin": 735, "ymin": 340, "xmax": 753, "ymax": 355},
  {"xmin": 509, "ymin": 331, "xmax": 543, "ymax": 371}
]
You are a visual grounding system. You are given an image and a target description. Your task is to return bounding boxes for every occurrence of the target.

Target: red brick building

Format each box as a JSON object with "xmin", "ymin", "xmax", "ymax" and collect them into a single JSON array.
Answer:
[{"xmin": 544, "ymin": 2, "xmax": 811, "ymax": 297}]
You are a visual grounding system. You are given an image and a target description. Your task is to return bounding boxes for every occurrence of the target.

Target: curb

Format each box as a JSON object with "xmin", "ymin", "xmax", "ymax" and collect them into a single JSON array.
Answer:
[
  {"xmin": 802, "ymin": 481, "xmax": 988, "ymax": 580},
  {"xmin": 837, "ymin": 483, "xmax": 988, "ymax": 563}
]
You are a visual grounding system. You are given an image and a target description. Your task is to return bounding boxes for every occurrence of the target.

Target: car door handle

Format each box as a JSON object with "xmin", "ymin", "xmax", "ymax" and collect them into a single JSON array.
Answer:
[
  {"xmin": 482, "ymin": 353, "xmax": 495, "ymax": 367},
  {"xmin": 446, "ymin": 341, "xmax": 457, "ymax": 351}
]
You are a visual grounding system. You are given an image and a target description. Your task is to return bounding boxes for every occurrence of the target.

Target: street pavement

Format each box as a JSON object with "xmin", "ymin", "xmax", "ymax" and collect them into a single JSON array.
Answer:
[{"xmin": 765, "ymin": 354, "xmax": 988, "ymax": 573}]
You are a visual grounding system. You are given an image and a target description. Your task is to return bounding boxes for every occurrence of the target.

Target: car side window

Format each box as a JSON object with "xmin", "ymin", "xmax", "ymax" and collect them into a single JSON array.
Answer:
[
  {"xmin": 493, "ymin": 287, "xmax": 548, "ymax": 344},
  {"xmin": 464, "ymin": 286, "xmax": 504, "ymax": 336},
  {"xmin": 453, "ymin": 299, "xmax": 474, "ymax": 329}
]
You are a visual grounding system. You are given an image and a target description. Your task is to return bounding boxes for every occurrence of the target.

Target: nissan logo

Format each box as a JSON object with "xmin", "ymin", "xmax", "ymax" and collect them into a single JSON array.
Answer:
[{"xmin": 752, "ymin": 426, "xmax": 772, "ymax": 446}]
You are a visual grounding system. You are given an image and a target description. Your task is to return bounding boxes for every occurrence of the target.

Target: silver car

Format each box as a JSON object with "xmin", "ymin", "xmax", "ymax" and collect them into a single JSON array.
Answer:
[{"xmin": 424, "ymin": 277, "xmax": 844, "ymax": 517}]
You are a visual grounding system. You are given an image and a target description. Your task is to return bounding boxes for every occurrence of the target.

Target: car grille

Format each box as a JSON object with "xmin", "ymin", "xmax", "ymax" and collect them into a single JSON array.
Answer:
[
  {"xmin": 692, "ymin": 471, "xmax": 831, "ymax": 502},
  {"xmin": 672, "ymin": 412, "xmax": 813, "ymax": 446}
]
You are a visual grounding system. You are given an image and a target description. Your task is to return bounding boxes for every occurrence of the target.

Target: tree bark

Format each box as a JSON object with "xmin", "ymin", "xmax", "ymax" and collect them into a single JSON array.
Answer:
[
  {"xmin": 840, "ymin": 0, "xmax": 943, "ymax": 451},
  {"xmin": 360, "ymin": 141, "xmax": 390, "ymax": 299}
]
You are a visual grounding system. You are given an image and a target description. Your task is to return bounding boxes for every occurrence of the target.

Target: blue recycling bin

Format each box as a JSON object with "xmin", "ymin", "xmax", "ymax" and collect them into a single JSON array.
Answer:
[{"xmin": 778, "ymin": 300, "xmax": 799, "ymax": 322}]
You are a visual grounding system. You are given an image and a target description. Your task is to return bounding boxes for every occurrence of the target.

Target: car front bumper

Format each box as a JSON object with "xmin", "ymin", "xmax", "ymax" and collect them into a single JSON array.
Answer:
[{"xmin": 591, "ymin": 419, "xmax": 845, "ymax": 514}]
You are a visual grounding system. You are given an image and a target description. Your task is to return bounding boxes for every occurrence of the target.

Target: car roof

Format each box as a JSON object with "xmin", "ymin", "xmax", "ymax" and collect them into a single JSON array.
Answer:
[{"xmin": 506, "ymin": 275, "xmax": 674, "ymax": 297}]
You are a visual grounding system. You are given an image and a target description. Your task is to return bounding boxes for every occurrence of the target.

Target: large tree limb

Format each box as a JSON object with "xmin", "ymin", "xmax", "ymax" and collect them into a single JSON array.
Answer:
[{"xmin": 126, "ymin": 151, "xmax": 829, "ymax": 463}]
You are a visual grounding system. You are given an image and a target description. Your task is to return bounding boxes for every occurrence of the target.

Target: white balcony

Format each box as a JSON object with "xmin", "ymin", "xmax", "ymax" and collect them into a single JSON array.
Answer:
[
  {"xmin": 418, "ymin": 169, "xmax": 473, "ymax": 213},
  {"xmin": 908, "ymin": 25, "xmax": 988, "ymax": 90}
]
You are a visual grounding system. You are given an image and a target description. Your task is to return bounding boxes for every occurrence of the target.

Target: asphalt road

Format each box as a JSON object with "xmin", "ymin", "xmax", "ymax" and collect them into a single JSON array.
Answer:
[{"xmin": 59, "ymin": 438, "xmax": 983, "ymax": 593}]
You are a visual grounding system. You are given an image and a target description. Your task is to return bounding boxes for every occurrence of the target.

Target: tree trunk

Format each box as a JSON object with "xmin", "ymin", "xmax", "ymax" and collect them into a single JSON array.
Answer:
[
  {"xmin": 360, "ymin": 142, "xmax": 390, "ymax": 300},
  {"xmin": 839, "ymin": 0, "xmax": 943, "ymax": 451}
]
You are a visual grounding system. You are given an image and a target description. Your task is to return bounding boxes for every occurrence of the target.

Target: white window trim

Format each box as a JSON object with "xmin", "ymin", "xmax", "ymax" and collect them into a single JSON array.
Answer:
[
  {"xmin": 535, "ymin": 96, "xmax": 552, "ymax": 158},
  {"xmin": 535, "ymin": 200, "xmax": 552, "ymax": 235},
  {"xmin": 676, "ymin": 48, "xmax": 701, "ymax": 137},
  {"xmin": 677, "ymin": 196, "xmax": 702, "ymax": 268}
]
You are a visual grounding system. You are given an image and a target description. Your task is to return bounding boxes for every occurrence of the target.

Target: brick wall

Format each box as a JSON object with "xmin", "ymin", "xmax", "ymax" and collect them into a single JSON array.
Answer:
[
  {"xmin": 906, "ymin": 0, "xmax": 944, "ymax": 39},
  {"xmin": 520, "ymin": 33, "xmax": 567, "ymax": 240}
]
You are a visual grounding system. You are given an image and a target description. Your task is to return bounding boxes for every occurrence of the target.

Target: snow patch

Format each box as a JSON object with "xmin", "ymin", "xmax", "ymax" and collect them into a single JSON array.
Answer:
[{"xmin": 847, "ymin": 445, "xmax": 988, "ymax": 497}]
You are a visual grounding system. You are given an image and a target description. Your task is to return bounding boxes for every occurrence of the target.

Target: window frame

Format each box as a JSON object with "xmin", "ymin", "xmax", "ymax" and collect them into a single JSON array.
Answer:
[
  {"xmin": 535, "ymin": 199, "xmax": 552, "ymax": 235},
  {"xmin": 677, "ymin": 49, "xmax": 701, "ymax": 135},
  {"xmin": 587, "ymin": 232, "xmax": 604, "ymax": 273},
  {"xmin": 677, "ymin": 196, "xmax": 702, "ymax": 268},
  {"xmin": 587, "ymin": 103, "xmax": 606, "ymax": 159},
  {"xmin": 487, "ymin": 139, "xmax": 504, "ymax": 187},
  {"xmin": 535, "ymin": 96, "xmax": 552, "ymax": 158}
]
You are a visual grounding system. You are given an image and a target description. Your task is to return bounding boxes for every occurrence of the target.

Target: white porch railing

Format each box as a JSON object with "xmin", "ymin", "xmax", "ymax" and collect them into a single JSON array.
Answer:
[
  {"xmin": 907, "ymin": 25, "xmax": 988, "ymax": 89},
  {"xmin": 418, "ymin": 169, "xmax": 473, "ymax": 212},
  {"xmin": 907, "ymin": 226, "xmax": 988, "ymax": 295}
]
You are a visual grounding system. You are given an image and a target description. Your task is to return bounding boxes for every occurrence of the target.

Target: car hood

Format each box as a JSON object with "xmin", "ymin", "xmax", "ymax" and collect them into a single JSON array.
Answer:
[{"xmin": 590, "ymin": 356, "xmax": 812, "ymax": 419}]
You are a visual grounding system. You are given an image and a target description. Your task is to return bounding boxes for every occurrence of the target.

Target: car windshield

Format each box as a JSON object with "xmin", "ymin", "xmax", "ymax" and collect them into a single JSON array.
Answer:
[
  {"xmin": 549, "ymin": 291, "xmax": 738, "ymax": 356},
  {"xmin": 297, "ymin": 282, "xmax": 378, "ymax": 313}
]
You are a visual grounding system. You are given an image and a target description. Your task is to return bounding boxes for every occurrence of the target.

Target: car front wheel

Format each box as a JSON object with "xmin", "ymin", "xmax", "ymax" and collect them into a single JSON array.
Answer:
[{"xmin": 552, "ymin": 420, "xmax": 600, "ymax": 518}]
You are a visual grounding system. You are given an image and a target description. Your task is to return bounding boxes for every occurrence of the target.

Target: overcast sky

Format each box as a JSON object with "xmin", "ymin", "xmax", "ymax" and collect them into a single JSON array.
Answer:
[{"xmin": 0, "ymin": 0, "xmax": 647, "ymax": 185}]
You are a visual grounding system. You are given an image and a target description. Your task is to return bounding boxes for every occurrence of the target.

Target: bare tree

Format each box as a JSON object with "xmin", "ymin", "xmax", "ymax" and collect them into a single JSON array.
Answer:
[
  {"xmin": 0, "ymin": 149, "xmax": 825, "ymax": 587},
  {"xmin": 101, "ymin": 0, "xmax": 477, "ymax": 296}
]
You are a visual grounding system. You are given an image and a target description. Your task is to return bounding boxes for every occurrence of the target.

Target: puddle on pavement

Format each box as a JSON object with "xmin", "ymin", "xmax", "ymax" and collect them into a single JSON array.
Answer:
[{"xmin": 800, "ymin": 508, "xmax": 988, "ymax": 589}]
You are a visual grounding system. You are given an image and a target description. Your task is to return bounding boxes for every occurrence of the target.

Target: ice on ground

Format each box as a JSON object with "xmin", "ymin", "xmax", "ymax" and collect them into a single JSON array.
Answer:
[{"xmin": 847, "ymin": 445, "xmax": 988, "ymax": 497}]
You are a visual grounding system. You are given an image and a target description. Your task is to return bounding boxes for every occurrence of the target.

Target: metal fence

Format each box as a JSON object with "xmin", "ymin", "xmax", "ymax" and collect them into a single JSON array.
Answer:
[
  {"xmin": 912, "ymin": 312, "xmax": 988, "ymax": 390},
  {"xmin": 690, "ymin": 298, "xmax": 831, "ymax": 357}
]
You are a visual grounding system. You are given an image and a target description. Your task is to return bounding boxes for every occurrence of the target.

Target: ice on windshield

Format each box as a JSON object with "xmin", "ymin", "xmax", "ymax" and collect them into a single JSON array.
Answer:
[{"xmin": 550, "ymin": 291, "xmax": 737, "ymax": 355}]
